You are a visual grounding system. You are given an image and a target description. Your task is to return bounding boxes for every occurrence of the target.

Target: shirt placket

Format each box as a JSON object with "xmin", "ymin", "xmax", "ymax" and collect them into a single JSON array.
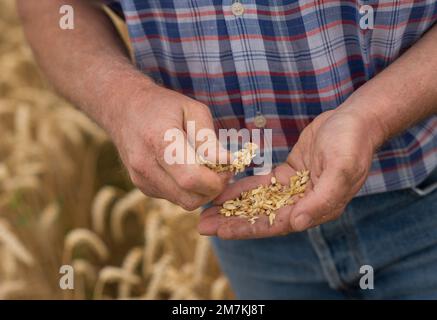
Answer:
[{"xmin": 222, "ymin": 0, "xmax": 267, "ymax": 130}]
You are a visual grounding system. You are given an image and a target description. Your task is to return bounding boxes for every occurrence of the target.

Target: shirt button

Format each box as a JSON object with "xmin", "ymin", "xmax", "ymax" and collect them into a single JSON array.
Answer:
[
  {"xmin": 254, "ymin": 114, "xmax": 267, "ymax": 128},
  {"xmin": 231, "ymin": 1, "xmax": 245, "ymax": 16}
]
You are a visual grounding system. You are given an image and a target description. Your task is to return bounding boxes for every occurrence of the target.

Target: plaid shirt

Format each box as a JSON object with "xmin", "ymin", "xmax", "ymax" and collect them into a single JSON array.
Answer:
[{"xmin": 106, "ymin": 0, "xmax": 437, "ymax": 196}]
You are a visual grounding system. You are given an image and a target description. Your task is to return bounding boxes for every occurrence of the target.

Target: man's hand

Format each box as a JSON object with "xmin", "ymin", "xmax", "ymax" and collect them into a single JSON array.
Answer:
[
  {"xmin": 109, "ymin": 83, "xmax": 231, "ymax": 211},
  {"xmin": 199, "ymin": 108, "xmax": 378, "ymax": 239},
  {"xmin": 17, "ymin": 0, "xmax": 230, "ymax": 211}
]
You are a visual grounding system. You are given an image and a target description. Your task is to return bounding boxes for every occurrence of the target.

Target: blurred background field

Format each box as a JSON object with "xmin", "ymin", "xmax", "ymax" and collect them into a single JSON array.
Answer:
[{"xmin": 0, "ymin": 0, "xmax": 231, "ymax": 299}]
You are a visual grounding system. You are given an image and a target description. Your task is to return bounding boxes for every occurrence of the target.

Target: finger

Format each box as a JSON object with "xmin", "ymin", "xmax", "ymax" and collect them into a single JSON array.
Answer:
[
  {"xmin": 272, "ymin": 161, "xmax": 310, "ymax": 208},
  {"xmin": 286, "ymin": 145, "xmax": 307, "ymax": 172},
  {"xmin": 198, "ymin": 206, "xmax": 221, "ymax": 236},
  {"xmin": 273, "ymin": 163, "xmax": 296, "ymax": 184},
  {"xmin": 201, "ymin": 163, "xmax": 320, "ymax": 238},
  {"xmin": 158, "ymin": 140, "xmax": 228, "ymax": 197},
  {"xmin": 184, "ymin": 103, "xmax": 230, "ymax": 164},
  {"xmin": 289, "ymin": 165, "xmax": 350, "ymax": 231},
  {"xmin": 131, "ymin": 165, "xmax": 210, "ymax": 211},
  {"xmin": 216, "ymin": 170, "xmax": 233, "ymax": 184},
  {"xmin": 199, "ymin": 204, "xmax": 293, "ymax": 239},
  {"xmin": 200, "ymin": 167, "xmax": 299, "ymax": 239}
]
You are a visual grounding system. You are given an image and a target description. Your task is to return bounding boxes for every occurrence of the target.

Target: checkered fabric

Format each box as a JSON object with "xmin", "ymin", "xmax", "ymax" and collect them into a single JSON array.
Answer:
[{"xmin": 104, "ymin": 0, "xmax": 437, "ymax": 196}]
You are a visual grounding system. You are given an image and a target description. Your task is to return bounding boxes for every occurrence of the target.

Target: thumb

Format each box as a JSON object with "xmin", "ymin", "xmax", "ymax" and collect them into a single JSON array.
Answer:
[
  {"xmin": 184, "ymin": 103, "xmax": 229, "ymax": 164},
  {"xmin": 289, "ymin": 167, "xmax": 350, "ymax": 231}
]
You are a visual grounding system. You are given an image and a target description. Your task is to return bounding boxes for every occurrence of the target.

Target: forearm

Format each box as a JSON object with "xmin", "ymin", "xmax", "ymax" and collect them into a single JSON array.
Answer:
[
  {"xmin": 17, "ymin": 0, "xmax": 154, "ymax": 135},
  {"xmin": 340, "ymin": 24, "xmax": 437, "ymax": 149}
]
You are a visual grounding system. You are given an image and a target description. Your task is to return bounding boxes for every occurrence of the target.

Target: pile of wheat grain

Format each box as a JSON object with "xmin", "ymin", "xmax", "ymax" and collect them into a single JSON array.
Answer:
[{"xmin": 0, "ymin": 0, "xmax": 231, "ymax": 300}]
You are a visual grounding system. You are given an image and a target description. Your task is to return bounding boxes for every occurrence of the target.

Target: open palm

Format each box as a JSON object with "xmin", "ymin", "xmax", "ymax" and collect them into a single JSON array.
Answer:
[{"xmin": 198, "ymin": 109, "xmax": 377, "ymax": 239}]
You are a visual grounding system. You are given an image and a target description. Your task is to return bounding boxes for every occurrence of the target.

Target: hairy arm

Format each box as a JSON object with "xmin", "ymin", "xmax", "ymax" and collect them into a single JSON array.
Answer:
[
  {"xmin": 18, "ymin": 0, "xmax": 230, "ymax": 211},
  {"xmin": 342, "ymin": 24, "xmax": 437, "ymax": 148},
  {"xmin": 16, "ymin": 0, "xmax": 151, "ymax": 135}
]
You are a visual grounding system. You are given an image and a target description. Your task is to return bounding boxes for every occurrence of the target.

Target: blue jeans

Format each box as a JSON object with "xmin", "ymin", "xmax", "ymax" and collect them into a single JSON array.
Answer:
[{"xmin": 211, "ymin": 169, "xmax": 437, "ymax": 299}]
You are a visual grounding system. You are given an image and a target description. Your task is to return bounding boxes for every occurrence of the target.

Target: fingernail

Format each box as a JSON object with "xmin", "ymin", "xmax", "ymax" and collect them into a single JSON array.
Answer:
[{"xmin": 294, "ymin": 214, "xmax": 313, "ymax": 231}]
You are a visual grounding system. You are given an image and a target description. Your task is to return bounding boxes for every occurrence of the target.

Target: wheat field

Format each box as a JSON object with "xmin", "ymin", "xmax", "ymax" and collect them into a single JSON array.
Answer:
[{"xmin": 0, "ymin": 0, "xmax": 232, "ymax": 300}]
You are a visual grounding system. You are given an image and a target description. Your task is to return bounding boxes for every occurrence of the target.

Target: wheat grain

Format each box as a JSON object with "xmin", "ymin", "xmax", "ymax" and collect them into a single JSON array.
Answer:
[
  {"xmin": 220, "ymin": 170, "xmax": 310, "ymax": 225},
  {"xmin": 198, "ymin": 142, "xmax": 258, "ymax": 173}
]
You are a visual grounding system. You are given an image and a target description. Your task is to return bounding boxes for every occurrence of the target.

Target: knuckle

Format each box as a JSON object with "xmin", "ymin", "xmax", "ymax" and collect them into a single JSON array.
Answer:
[
  {"xmin": 195, "ymin": 103, "xmax": 211, "ymax": 114},
  {"xmin": 176, "ymin": 173, "xmax": 198, "ymax": 191},
  {"xmin": 179, "ymin": 198, "xmax": 201, "ymax": 211},
  {"xmin": 337, "ymin": 162, "xmax": 355, "ymax": 179},
  {"xmin": 151, "ymin": 138, "xmax": 165, "ymax": 158},
  {"xmin": 128, "ymin": 171, "xmax": 158, "ymax": 197},
  {"xmin": 320, "ymin": 210, "xmax": 343, "ymax": 226},
  {"xmin": 129, "ymin": 172, "xmax": 143, "ymax": 188},
  {"xmin": 337, "ymin": 158, "xmax": 368, "ymax": 182},
  {"xmin": 139, "ymin": 185, "xmax": 160, "ymax": 199},
  {"xmin": 127, "ymin": 154, "xmax": 145, "ymax": 172},
  {"xmin": 321, "ymin": 194, "xmax": 345, "ymax": 214},
  {"xmin": 355, "ymin": 163, "xmax": 369, "ymax": 180},
  {"xmin": 325, "ymin": 204, "xmax": 346, "ymax": 222}
]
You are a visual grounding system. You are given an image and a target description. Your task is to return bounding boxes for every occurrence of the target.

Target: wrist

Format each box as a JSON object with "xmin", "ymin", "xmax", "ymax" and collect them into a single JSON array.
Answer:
[
  {"xmin": 336, "ymin": 94, "xmax": 390, "ymax": 151},
  {"xmin": 95, "ymin": 69, "xmax": 158, "ymax": 137}
]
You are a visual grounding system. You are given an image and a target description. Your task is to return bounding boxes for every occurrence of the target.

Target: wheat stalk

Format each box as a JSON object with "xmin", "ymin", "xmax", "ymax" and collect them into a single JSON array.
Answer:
[
  {"xmin": 38, "ymin": 202, "xmax": 60, "ymax": 233},
  {"xmin": 0, "ymin": 0, "xmax": 232, "ymax": 299},
  {"xmin": 210, "ymin": 277, "xmax": 229, "ymax": 300},
  {"xmin": 63, "ymin": 229, "xmax": 109, "ymax": 264},
  {"xmin": 143, "ymin": 209, "xmax": 161, "ymax": 276},
  {"xmin": 55, "ymin": 108, "xmax": 107, "ymax": 143},
  {"xmin": 91, "ymin": 186, "xmax": 120, "ymax": 236},
  {"xmin": 192, "ymin": 236, "xmax": 210, "ymax": 286},
  {"xmin": 0, "ymin": 218, "xmax": 34, "ymax": 266},
  {"xmin": 118, "ymin": 247, "xmax": 143, "ymax": 299},
  {"xmin": 71, "ymin": 259, "xmax": 98, "ymax": 300},
  {"xmin": 110, "ymin": 188, "xmax": 147, "ymax": 242},
  {"xmin": 0, "ymin": 247, "xmax": 18, "ymax": 279},
  {"xmin": 0, "ymin": 281, "xmax": 26, "ymax": 299},
  {"xmin": 94, "ymin": 266, "xmax": 142, "ymax": 300},
  {"xmin": 143, "ymin": 255, "xmax": 172, "ymax": 300}
]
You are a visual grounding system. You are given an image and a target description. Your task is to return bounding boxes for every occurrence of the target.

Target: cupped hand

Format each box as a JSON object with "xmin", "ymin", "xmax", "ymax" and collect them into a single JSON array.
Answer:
[{"xmin": 199, "ymin": 109, "xmax": 379, "ymax": 239}]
